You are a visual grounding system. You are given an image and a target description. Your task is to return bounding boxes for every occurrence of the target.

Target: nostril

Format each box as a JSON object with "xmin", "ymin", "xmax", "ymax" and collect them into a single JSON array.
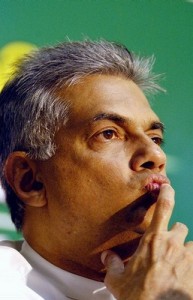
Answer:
[
  {"xmin": 159, "ymin": 163, "xmax": 165, "ymax": 171},
  {"xmin": 131, "ymin": 148, "xmax": 166, "ymax": 172},
  {"xmin": 141, "ymin": 161, "xmax": 155, "ymax": 169}
]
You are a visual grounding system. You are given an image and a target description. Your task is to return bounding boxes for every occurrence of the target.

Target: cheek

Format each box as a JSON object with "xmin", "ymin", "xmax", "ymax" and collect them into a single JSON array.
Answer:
[
  {"xmin": 69, "ymin": 149, "xmax": 129, "ymax": 192},
  {"xmin": 85, "ymin": 149, "xmax": 130, "ymax": 184},
  {"xmin": 44, "ymin": 149, "xmax": 134, "ymax": 221}
]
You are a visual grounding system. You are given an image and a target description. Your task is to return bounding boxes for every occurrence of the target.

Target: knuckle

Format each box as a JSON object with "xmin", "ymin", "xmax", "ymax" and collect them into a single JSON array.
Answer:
[
  {"xmin": 184, "ymin": 249, "xmax": 193, "ymax": 261},
  {"xmin": 177, "ymin": 222, "xmax": 188, "ymax": 231},
  {"xmin": 167, "ymin": 237, "xmax": 179, "ymax": 249},
  {"xmin": 172, "ymin": 222, "xmax": 189, "ymax": 233},
  {"xmin": 142, "ymin": 232, "xmax": 164, "ymax": 245},
  {"xmin": 185, "ymin": 241, "xmax": 193, "ymax": 248},
  {"xmin": 151, "ymin": 232, "xmax": 164, "ymax": 242}
]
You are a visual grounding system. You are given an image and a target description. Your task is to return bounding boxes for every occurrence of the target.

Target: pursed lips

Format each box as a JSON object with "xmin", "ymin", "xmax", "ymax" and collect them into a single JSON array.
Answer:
[
  {"xmin": 92, "ymin": 174, "xmax": 170, "ymax": 260},
  {"xmin": 144, "ymin": 173, "xmax": 170, "ymax": 193},
  {"xmin": 107, "ymin": 174, "xmax": 170, "ymax": 260},
  {"xmin": 126, "ymin": 173, "xmax": 170, "ymax": 233}
]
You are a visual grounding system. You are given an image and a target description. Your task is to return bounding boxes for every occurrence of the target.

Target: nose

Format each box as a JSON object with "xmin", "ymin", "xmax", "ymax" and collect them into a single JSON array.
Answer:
[{"xmin": 130, "ymin": 141, "xmax": 166, "ymax": 172}]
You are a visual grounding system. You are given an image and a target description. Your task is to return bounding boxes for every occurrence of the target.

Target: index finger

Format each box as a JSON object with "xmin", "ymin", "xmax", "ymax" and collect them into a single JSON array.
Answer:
[{"xmin": 147, "ymin": 184, "xmax": 175, "ymax": 232}]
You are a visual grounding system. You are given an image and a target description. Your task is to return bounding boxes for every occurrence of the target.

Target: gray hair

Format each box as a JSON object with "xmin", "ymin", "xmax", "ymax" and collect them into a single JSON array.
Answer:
[{"xmin": 0, "ymin": 39, "xmax": 162, "ymax": 230}]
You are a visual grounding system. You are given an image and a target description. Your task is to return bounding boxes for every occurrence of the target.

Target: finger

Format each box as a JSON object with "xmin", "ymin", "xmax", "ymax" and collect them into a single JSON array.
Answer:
[
  {"xmin": 101, "ymin": 250, "xmax": 124, "ymax": 276},
  {"xmin": 147, "ymin": 184, "xmax": 175, "ymax": 232},
  {"xmin": 170, "ymin": 222, "xmax": 188, "ymax": 244},
  {"xmin": 185, "ymin": 241, "xmax": 193, "ymax": 251}
]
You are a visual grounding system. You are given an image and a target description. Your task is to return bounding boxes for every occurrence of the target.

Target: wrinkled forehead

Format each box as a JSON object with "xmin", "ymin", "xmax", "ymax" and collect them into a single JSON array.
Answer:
[{"xmin": 57, "ymin": 74, "xmax": 158, "ymax": 125}]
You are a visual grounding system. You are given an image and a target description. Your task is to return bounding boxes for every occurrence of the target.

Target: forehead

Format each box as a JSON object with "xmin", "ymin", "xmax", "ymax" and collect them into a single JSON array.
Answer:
[{"xmin": 59, "ymin": 74, "xmax": 159, "ymax": 125}]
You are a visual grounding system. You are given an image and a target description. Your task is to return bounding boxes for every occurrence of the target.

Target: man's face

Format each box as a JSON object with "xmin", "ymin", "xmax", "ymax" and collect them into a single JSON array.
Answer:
[{"xmin": 37, "ymin": 74, "xmax": 167, "ymax": 278}]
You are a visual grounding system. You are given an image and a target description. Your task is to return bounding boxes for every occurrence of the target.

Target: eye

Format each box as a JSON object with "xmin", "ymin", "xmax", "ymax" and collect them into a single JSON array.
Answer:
[
  {"xmin": 100, "ymin": 129, "xmax": 118, "ymax": 140},
  {"xmin": 151, "ymin": 136, "xmax": 164, "ymax": 146},
  {"xmin": 93, "ymin": 128, "xmax": 120, "ymax": 143}
]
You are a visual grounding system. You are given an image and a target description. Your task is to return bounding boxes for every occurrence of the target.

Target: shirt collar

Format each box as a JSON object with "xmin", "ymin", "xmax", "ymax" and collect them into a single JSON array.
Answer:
[{"xmin": 21, "ymin": 241, "xmax": 115, "ymax": 300}]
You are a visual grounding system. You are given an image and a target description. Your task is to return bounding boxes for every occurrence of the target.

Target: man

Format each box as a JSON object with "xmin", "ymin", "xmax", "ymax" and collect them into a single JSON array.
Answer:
[{"xmin": 0, "ymin": 40, "xmax": 193, "ymax": 299}]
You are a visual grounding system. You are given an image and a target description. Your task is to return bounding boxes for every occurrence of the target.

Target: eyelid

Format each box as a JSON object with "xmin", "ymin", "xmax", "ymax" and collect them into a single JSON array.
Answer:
[
  {"xmin": 95, "ymin": 127, "xmax": 119, "ymax": 137},
  {"xmin": 148, "ymin": 128, "xmax": 163, "ymax": 137},
  {"xmin": 151, "ymin": 136, "xmax": 164, "ymax": 145},
  {"xmin": 147, "ymin": 127, "xmax": 164, "ymax": 141},
  {"xmin": 149, "ymin": 131, "xmax": 164, "ymax": 145},
  {"xmin": 91, "ymin": 126, "xmax": 124, "ymax": 142}
]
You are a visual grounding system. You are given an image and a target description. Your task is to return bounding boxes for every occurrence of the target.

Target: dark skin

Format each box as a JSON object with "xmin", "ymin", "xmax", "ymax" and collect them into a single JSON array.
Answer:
[
  {"xmin": 5, "ymin": 74, "xmax": 167, "ymax": 281},
  {"xmin": 102, "ymin": 184, "xmax": 193, "ymax": 299}
]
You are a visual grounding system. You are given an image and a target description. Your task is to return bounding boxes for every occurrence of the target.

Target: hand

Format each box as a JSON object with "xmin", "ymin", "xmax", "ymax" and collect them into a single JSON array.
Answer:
[{"xmin": 101, "ymin": 184, "xmax": 193, "ymax": 300}]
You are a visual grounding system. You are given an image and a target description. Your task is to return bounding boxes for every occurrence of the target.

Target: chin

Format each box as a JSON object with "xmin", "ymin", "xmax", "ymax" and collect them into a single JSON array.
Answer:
[
  {"xmin": 88, "ymin": 235, "xmax": 142, "ymax": 282},
  {"xmin": 90, "ymin": 231, "xmax": 143, "ymax": 277},
  {"xmin": 111, "ymin": 235, "xmax": 142, "ymax": 262}
]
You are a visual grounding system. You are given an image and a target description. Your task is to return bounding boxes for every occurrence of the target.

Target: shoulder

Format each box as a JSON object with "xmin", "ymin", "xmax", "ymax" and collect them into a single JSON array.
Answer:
[
  {"xmin": 0, "ymin": 239, "xmax": 31, "ymax": 275},
  {"xmin": 0, "ymin": 240, "xmax": 43, "ymax": 299},
  {"xmin": 0, "ymin": 239, "xmax": 23, "ymax": 250}
]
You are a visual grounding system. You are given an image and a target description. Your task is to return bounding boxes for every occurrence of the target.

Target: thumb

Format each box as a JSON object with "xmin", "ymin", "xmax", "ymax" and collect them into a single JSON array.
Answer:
[
  {"xmin": 101, "ymin": 250, "xmax": 124, "ymax": 276},
  {"xmin": 101, "ymin": 250, "xmax": 124, "ymax": 296}
]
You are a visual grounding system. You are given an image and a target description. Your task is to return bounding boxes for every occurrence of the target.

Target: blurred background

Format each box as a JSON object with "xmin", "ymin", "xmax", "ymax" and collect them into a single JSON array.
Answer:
[{"xmin": 0, "ymin": 0, "xmax": 193, "ymax": 240}]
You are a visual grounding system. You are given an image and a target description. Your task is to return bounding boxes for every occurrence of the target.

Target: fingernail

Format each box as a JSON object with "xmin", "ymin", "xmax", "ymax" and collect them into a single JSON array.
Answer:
[{"xmin": 101, "ymin": 251, "xmax": 109, "ymax": 265}]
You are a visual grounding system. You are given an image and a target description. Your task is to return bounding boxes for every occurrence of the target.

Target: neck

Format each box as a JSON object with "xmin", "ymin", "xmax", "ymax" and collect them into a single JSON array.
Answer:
[{"xmin": 23, "ymin": 237, "xmax": 105, "ymax": 282}]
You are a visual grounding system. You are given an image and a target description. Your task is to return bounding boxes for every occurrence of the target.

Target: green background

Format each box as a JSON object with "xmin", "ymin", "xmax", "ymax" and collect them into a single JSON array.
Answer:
[{"xmin": 0, "ymin": 0, "xmax": 193, "ymax": 240}]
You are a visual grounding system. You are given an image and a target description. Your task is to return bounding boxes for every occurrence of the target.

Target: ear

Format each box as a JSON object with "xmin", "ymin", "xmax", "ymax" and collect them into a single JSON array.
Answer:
[{"xmin": 4, "ymin": 151, "xmax": 47, "ymax": 207}]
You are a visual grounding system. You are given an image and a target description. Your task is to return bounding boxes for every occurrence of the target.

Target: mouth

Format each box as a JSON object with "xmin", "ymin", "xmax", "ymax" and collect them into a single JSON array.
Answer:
[
  {"xmin": 144, "ymin": 174, "xmax": 170, "ymax": 193},
  {"xmin": 125, "ymin": 174, "xmax": 170, "ymax": 229},
  {"xmin": 111, "ymin": 174, "xmax": 170, "ymax": 258},
  {"xmin": 96, "ymin": 174, "xmax": 170, "ymax": 269}
]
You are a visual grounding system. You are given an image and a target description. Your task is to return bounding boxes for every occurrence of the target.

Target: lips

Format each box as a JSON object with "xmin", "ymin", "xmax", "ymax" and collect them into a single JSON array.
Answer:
[
  {"xmin": 144, "ymin": 174, "xmax": 170, "ymax": 192},
  {"xmin": 125, "ymin": 174, "xmax": 170, "ymax": 227},
  {"xmin": 98, "ymin": 174, "xmax": 170, "ymax": 263}
]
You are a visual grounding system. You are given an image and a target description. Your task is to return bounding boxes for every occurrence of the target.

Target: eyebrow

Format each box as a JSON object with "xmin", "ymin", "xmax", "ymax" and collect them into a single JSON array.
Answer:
[
  {"xmin": 151, "ymin": 121, "xmax": 165, "ymax": 133},
  {"xmin": 92, "ymin": 112, "xmax": 165, "ymax": 133},
  {"xmin": 93, "ymin": 113, "xmax": 126, "ymax": 124}
]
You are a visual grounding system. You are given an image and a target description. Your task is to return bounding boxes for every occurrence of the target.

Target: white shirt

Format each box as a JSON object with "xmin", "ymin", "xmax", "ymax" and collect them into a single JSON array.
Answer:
[{"xmin": 0, "ymin": 240, "xmax": 115, "ymax": 300}]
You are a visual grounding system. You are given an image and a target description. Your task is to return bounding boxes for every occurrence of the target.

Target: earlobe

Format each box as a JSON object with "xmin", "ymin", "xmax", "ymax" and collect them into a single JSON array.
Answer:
[{"xmin": 4, "ymin": 152, "xmax": 47, "ymax": 207}]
